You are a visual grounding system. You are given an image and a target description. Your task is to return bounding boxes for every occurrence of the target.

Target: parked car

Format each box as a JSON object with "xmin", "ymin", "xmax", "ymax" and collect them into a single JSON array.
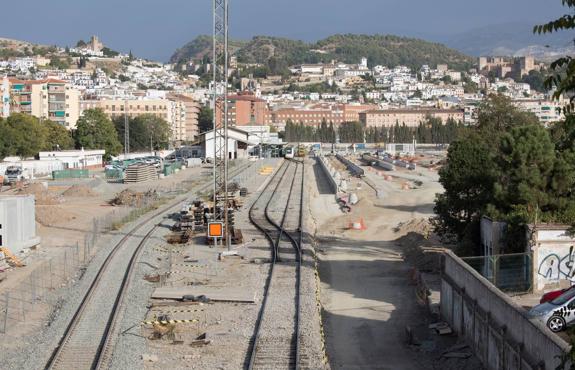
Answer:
[
  {"xmin": 528, "ymin": 287, "xmax": 575, "ymax": 332},
  {"xmin": 540, "ymin": 286, "xmax": 575, "ymax": 304}
]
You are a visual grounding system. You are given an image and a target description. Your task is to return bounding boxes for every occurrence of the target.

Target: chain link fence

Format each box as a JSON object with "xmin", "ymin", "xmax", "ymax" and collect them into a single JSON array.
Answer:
[
  {"xmin": 0, "ymin": 158, "xmax": 264, "ymax": 338},
  {"xmin": 461, "ymin": 252, "xmax": 533, "ymax": 293},
  {"xmin": 0, "ymin": 201, "xmax": 158, "ymax": 337}
]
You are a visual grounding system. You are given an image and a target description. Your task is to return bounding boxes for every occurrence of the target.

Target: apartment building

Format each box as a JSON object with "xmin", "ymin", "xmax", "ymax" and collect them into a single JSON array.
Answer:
[
  {"xmin": 514, "ymin": 99, "xmax": 565, "ymax": 126},
  {"xmin": 269, "ymin": 107, "xmax": 344, "ymax": 126},
  {"xmin": 3, "ymin": 78, "xmax": 80, "ymax": 129},
  {"xmin": 167, "ymin": 93, "xmax": 200, "ymax": 142},
  {"xmin": 343, "ymin": 104, "xmax": 378, "ymax": 122},
  {"xmin": 81, "ymin": 96, "xmax": 200, "ymax": 142},
  {"xmin": 359, "ymin": 108, "xmax": 465, "ymax": 127},
  {"xmin": 215, "ymin": 94, "xmax": 269, "ymax": 126}
]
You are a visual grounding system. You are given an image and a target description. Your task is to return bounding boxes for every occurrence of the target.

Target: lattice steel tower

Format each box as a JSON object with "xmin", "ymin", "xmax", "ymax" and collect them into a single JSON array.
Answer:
[{"xmin": 212, "ymin": 0, "xmax": 229, "ymax": 247}]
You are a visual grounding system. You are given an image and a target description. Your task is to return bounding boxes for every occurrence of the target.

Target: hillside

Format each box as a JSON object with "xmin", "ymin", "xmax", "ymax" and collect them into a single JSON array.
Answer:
[
  {"xmin": 171, "ymin": 34, "xmax": 474, "ymax": 72},
  {"xmin": 170, "ymin": 35, "xmax": 247, "ymax": 64},
  {"xmin": 0, "ymin": 37, "xmax": 57, "ymax": 59}
]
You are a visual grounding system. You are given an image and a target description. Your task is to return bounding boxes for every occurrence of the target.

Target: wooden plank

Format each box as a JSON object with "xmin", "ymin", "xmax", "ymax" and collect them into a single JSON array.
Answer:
[{"xmin": 151, "ymin": 286, "xmax": 256, "ymax": 303}]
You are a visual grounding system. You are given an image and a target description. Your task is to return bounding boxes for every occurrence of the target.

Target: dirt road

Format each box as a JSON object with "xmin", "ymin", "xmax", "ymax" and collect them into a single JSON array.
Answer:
[{"xmin": 309, "ymin": 159, "xmax": 449, "ymax": 369}]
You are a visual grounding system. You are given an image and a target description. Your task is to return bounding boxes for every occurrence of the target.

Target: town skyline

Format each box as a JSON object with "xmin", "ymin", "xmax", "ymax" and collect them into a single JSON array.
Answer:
[{"xmin": 0, "ymin": 0, "xmax": 567, "ymax": 61}]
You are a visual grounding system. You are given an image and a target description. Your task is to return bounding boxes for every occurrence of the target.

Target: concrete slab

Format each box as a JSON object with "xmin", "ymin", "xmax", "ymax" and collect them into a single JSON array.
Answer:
[{"xmin": 152, "ymin": 286, "xmax": 257, "ymax": 303}]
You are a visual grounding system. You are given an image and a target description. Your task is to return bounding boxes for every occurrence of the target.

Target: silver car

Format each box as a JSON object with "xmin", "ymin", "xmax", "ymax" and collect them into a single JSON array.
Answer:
[{"xmin": 528, "ymin": 287, "xmax": 575, "ymax": 332}]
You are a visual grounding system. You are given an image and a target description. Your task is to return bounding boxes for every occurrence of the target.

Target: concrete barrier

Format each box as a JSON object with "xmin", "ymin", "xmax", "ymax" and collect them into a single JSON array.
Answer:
[
  {"xmin": 335, "ymin": 154, "xmax": 365, "ymax": 177},
  {"xmin": 316, "ymin": 156, "xmax": 338, "ymax": 194},
  {"xmin": 441, "ymin": 250, "xmax": 571, "ymax": 370}
]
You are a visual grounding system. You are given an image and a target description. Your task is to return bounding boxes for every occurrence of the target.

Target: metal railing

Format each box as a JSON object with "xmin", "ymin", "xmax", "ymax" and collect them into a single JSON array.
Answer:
[{"xmin": 461, "ymin": 252, "xmax": 533, "ymax": 293}]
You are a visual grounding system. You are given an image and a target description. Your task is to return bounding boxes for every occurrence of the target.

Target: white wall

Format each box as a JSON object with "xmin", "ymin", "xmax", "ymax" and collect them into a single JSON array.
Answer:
[
  {"xmin": 0, "ymin": 195, "xmax": 41, "ymax": 254},
  {"xmin": 532, "ymin": 227, "xmax": 575, "ymax": 291}
]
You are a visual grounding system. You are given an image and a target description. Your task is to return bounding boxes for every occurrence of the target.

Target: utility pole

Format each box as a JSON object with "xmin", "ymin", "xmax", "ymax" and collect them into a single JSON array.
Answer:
[
  {"xmin": 124, "ymin": 99, "xmax": 130, "ymax": 156},
  {"xmin": 212, "ymin": 0, "xmax": 230, "ymax": 248}
]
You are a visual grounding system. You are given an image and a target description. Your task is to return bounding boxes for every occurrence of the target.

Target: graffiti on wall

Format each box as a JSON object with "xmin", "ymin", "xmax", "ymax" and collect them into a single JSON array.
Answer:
[{"xmin": 538, "ymin": 246, "xmax": 575, "ymax": 282}]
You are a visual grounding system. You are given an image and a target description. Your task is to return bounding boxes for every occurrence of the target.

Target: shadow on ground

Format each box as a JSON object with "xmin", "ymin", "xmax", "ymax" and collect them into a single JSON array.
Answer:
[{"xmin": 316, "ymin": 233, "xmax": 483, "ymax": 370}]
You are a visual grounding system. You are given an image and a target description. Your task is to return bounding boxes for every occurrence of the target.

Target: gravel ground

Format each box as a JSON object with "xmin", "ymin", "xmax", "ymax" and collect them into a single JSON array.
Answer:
[
  {"xmin": 123, "ymin": 158, "xmax": 327, "ymax": 370},
  {"xmin": 0, "ymin": 161, "xmax": 255, "ymax": 370},
  {"xmin": 0, "ymin": 158, "xmax": 329, "ymax": 370}
]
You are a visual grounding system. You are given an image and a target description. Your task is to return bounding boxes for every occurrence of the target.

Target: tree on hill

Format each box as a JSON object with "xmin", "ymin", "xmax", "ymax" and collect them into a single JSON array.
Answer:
[{"xmin": 75, "ymin": 109, "xmax": 122, "ymax": 159}]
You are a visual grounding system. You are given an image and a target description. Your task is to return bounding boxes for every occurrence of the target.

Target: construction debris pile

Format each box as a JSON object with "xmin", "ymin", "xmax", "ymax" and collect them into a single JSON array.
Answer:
[
  {"xmin": 167, "ymin": 197, "xmax": 243, "ymax": 245},
  {"xmin": 110, "ymin": 189, "xmax": 158, "ymax": 207},
  {"xmin": 18, "ymin": 183, "xmax": 62, "ymax": 205}
]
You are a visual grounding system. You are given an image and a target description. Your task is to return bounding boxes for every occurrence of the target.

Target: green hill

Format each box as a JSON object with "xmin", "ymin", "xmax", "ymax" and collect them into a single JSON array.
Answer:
[
  {"xmin": 170, "ymin": 35, "xmax": 247, "ymax": 64},
  {"xmin": 171, "ymin": 34, "xmax": 474, "ymax": 73}
]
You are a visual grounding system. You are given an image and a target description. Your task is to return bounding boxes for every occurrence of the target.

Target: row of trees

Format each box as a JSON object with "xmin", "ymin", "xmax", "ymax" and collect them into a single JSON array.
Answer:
[
  {"xmin": 283, "ymin": 117, "xmax": 466, "ymax": 144},
  {"xmin": 0, "ymin": 114, "xmax": 74, "ymax": 159},
  {"xmin": 0, "ymin": 109, "xmax": 171, "ymax": 161}
]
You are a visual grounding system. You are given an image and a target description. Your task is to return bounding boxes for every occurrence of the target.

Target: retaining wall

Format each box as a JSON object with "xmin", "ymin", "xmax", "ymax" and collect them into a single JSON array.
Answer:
[
  {"xmin": 315, "ymin": 156, "xmax": 338, "ymax": 194},
  {"xmin": 441, "ymin": 250, "xmax": 571, "ymax": 370}
]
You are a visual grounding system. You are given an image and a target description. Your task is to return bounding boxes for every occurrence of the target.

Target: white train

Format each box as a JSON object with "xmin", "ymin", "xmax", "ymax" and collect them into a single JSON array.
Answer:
[{"xmin": 284, "ymin": 146, "xmax": 295, "ymax": 159}]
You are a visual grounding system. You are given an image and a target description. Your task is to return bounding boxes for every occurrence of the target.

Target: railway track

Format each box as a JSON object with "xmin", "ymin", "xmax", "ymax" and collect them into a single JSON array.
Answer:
[
  {"xmin": 248, "ymin": 159, "xmax": 304, "ymax": 370},
  {"xmin": 44, "ymin": 161, "xmax": 256, "ymax": 370}
]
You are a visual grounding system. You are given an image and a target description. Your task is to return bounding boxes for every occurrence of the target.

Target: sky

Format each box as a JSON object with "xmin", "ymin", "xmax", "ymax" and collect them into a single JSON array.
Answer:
[{"xmin": 0, "ymin": 0, "xmax": 568, "ymax": 62}]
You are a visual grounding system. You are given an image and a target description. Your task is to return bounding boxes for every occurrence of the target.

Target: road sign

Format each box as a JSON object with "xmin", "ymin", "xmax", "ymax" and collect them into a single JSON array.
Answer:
[{"xmin": 208, "ymin": 222, "xmax": 224, "ymax": 238}]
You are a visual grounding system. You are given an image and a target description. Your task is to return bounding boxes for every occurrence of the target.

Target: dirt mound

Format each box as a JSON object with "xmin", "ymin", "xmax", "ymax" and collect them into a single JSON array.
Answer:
[
  {"xmin": 394, "ymin": 218, "xmax": 444, "ymax": 273},
  {"xmin": 18, "ymin": 183, "xmax": 63, "ymax": 205},
  {"xmin": 393, "ymin": 218, "xmax": 433, "ymax": 236},
  {"xmin": 62, "ymin": 184, "xmax": 96, "ymax": 197},
  {"xmin": 36, "ymin": 206, "xmax": 76, "ymax": 226},
  {"xmin": 87, "ymin": 177, "xmax": 115, "ymax": 195},
  {"xmin": 110, "ymin": 189, "xmax": 158, "ymax": 207}
]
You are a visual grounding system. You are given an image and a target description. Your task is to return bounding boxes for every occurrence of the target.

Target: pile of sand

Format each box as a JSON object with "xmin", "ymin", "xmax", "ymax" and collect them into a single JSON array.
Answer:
[
  {"xmin": 62, "ymin": 184, "xmax": 96, "ymax": 197},
  {"xmin": 36, "ymin": 205, "xmax": 76, "ymax": 226},
  {"xmin": 18, "ymin": 183, "xmax": 63, "ymax": 205},
  {"xmin": 110, "ymin": 189, "xmax": 158, "ymax": 207}
]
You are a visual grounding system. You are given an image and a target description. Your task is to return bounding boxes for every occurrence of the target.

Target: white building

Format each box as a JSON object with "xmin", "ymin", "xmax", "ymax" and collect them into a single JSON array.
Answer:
[
  {"xmin": 198, "ymin": 127, "xmax": 255, "ymax": 160},
  {"xmin": 39, "ymin": 149, "xmax": 105, "ymax": 169}
]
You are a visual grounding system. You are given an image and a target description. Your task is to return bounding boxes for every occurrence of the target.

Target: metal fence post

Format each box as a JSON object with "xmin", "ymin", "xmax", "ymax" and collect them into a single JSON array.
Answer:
[
  {"xmin": 2, "ymin": 292, "xmax": 8, "ymax": 333},
  {"xmin": 49, "ymin": 258, "xmax": 53, "ymax": 289}
]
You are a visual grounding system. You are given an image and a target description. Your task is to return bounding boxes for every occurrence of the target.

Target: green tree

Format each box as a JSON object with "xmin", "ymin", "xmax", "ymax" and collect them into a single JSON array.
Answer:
[
  {"xmin": 75, "ymin": 109, "xmax": 122, "ymax": 159},
  {"xmin": 115, "ymin": 114, "xmax": 171, "ymax": 151},
  {"xmin": 433, "ymin": 132, "xmax": 496, "ymax": 251},
  {"xmin": 44, "ymin": 120, "xmax": 74, "ymax": 150},
  {"xmin": 198, "ymin": 106, "xmax": 213, "ymax": 133},
  {"xmin": 0, "ymin": 114, "xmax": 48, "ymax": 159}
]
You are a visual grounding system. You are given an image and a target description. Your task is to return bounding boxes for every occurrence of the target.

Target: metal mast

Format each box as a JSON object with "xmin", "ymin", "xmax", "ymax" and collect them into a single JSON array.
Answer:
[
  {"xmin": 124, "ymin": 100, "xmax": 130, "ymax": 155},
  {"xmin": 212, "ymin": 0, "xmax": 229, "ymax": 247}
]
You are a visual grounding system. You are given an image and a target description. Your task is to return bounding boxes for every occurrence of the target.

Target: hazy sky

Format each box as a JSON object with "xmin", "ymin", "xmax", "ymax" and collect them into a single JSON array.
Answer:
[{"xmin": 0, "ymin": 0, "xmax": 568, "ymax": 61}]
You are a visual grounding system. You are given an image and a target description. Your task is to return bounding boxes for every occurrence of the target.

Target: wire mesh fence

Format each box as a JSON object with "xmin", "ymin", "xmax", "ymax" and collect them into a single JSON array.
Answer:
[
  {"xmin": 0, "ymin": 158, "xmax": 264, "ymax": 338},
  {"xmin": 461, "ymin": 252, "xmax": 533, "ymax": 293},
  {"xmin": 0, "ymin": 201, "xmax": 158, "ymax": 337}
]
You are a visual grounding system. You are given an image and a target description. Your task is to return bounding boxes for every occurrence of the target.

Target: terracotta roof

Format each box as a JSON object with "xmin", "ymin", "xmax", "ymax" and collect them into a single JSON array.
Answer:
[
  {"xmin": 227, "ymin": 94, "xmax": 265, "ymax": 103},
  {"xmin": 9, "ymin": 78, "xmax": 66, "ymax": 85},
  {"xmin": 362, "ymin": 109, "xmax": 464, "ymax": 115}
]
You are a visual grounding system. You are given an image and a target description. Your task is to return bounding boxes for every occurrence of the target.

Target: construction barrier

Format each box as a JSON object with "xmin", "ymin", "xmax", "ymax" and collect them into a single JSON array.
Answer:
[
  {"xmin": 52, "ymin": 169, "xmax": 90, "ymax": 180},
  {"xmin": 105, "ymin": 168, "xmax": 124, "ymax": 180},
  {"xmin": 141, "ymin": 319, "xmax": 199, "ymax": 325},
  {"xmin": 163, "ymin": 161, "xmax": 183, "ymax": 176}
]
